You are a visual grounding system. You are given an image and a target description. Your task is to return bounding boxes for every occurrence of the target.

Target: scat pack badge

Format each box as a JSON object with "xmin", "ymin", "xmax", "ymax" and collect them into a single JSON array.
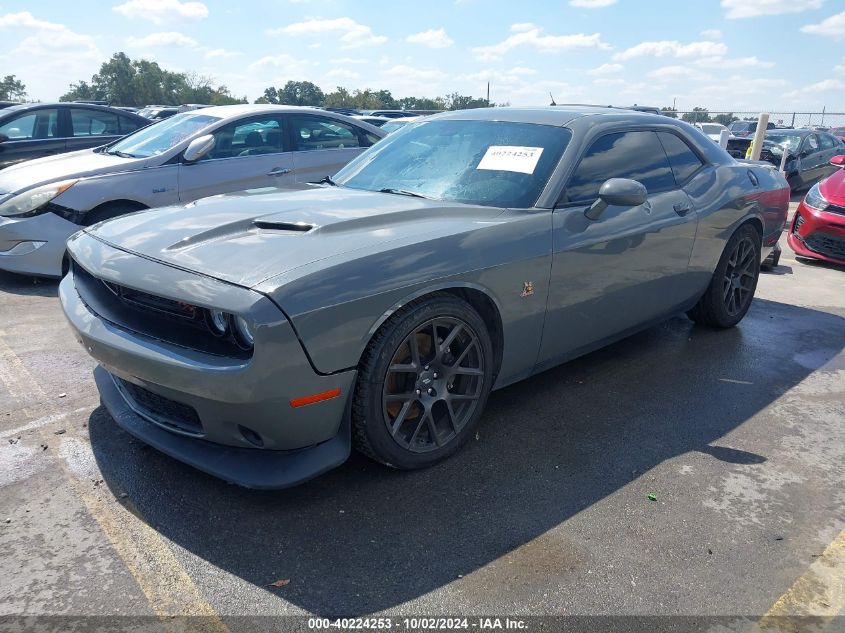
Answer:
[{"xmin": 520, "ymin": 281, "xmax": 534, "ymax": 297}]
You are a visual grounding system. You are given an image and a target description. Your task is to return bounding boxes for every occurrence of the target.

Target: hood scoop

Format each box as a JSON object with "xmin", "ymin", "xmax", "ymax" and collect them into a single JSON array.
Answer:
[{"xmin": 253, "ymin": 220, "xmax": 314, "ymax": 233}]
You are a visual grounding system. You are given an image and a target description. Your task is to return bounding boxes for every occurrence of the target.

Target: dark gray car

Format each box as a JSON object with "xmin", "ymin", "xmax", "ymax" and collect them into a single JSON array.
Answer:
[
  {"xmin": 0, "ymin": 103, "xmax": 149, "ymax": 169},
  {"xmin": 60, "ymin": 107, "xmax": 790, "ymax": 488}
]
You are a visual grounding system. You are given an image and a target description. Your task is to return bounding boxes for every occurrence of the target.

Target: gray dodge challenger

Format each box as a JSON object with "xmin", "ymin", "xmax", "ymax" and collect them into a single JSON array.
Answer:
[{"xmin": 60, "ymin": 107, "xmax": 790, "ymax": 488}]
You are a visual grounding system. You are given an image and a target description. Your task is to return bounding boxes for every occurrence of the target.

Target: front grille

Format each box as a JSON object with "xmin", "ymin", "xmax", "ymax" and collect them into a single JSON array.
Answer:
[
  {"xmin": 793, "ymin": 213, "xmax": 804, "ymax": 233},
  {"xmin": 72, "ymin": 262, "xmax": 252, "ymax": 359},
  {"xmin": 116, "ymin": 377, "xmax": 203, "ymax": 435},
  {"xmin": 804, "ymin": 232, "xmax": 845, "ymax": 261}
]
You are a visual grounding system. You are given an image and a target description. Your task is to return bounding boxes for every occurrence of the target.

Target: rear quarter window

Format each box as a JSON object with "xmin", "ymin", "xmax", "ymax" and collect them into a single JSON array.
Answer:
[{"xmin": 657, "ymin": 132, "xmax": 705, "ymax": 185}]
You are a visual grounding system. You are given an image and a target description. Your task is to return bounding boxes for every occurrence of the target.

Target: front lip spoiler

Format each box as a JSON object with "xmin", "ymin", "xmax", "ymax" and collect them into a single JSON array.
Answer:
[{"xmin": 95, "ymin": 366, "xmax": 352, "ymax": 489}]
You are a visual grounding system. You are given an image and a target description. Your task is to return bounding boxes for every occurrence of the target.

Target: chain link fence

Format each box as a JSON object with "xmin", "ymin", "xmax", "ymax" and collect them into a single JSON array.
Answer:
[{"xmin": 672, "ymin": 111, "xmax": 845, "ymax": 130}]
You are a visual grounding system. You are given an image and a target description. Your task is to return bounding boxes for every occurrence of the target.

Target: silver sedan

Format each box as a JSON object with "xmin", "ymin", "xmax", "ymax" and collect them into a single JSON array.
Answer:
[{"xmin": 0, "ymin": 104, "xmax": 384, "ymax": 277}]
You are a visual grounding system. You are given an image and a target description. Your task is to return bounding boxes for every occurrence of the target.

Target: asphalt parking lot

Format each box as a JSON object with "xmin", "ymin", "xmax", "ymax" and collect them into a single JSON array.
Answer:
[{"xmin": 1, "ymin": 206, "xmax": 843, "ymax": 631}]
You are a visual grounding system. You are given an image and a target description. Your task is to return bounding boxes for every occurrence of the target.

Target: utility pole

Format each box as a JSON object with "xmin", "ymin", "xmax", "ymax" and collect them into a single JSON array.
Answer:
[{"xmin": 486, "ymin": 82, "xmax": 490, "ymax": 107}]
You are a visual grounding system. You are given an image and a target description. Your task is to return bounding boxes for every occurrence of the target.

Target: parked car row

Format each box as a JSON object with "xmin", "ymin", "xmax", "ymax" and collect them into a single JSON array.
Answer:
[{"xmin": 18, "ymin": 106, "xmax": 790, "ymax": 488}]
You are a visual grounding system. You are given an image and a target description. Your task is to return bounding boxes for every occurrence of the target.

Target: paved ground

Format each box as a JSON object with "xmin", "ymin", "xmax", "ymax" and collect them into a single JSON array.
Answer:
[{"xmin": 0, "ymin": 214, "xmax": 843, "ymax": 631}]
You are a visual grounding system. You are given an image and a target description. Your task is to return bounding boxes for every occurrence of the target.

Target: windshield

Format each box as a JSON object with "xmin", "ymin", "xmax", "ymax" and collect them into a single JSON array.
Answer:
[
  {"xmin": 334, "ymin": 119, "xmax": 572, "ymax": 208},
  {"xmin": 107, "ymin": 112, "xmax": 220, "ymax": 158},
  {"xmin": 701, "ymin": 124, "xmax": 723, "ymax": 134},
  {"xmin": 730, "ymin": 122, "xmax": 752, "ymax": 132},
  {"xmin": 381, "ymin": 120, "xmax": 410, "ymax": 133},
  {"xmin": 764, "ymin": 133, "xmax": 803, "ymax": 152}
]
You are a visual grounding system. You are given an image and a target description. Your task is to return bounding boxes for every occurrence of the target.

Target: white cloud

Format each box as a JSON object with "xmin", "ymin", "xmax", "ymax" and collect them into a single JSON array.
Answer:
[
  {"xmin": 0, "ymin": 11, "xmax": 67, "ymax": 31},
  {"xmin": 472, "ymin": 26, "xmax": 610, "ymax": 61},
  {"xmin": 570, "ymin": 0, "xmax": 617, "ymax": 7},
  {"xmin": 614, "ymin": 40, "xmax": 728, "ymax": 61},
  {"xmin": 205, "ymin": 48, "xmax": 242, "ymax": 59},
  {"xmin": 113, "ymin": 0, "xmax": 208, "ymax": 24},
  {"xmin": 406, "ymin": 28, "xmax": 453, "ymax": 49},
  {"xmin": 324, "ymin": 68, "xmax": 360, "ymax": 80},
  {"xmin": 801, "ymin": 78, "xmax": 845, "ymax": 91},
  {"xmin": 381, "ymin": 65, "xmax": 447, "ymax": 82},
  {"xmin": 648, "ymin": 65, "xmax": 711, "ymax": 82},
  {"xmin": 721, "ymin": 0, "xmax": 823, "ymax": 19},
  {"xmin": 588, "ymin": 62, "xmax": 623, "ymax": 75},
  {"xmin": 510, "ymin": 22, "xmax": 536, "ymax": 32},
  {"xmin": 269, "ymin": 17, "xmax": 387, "ymax": 48},
  {"xmin": 801, "ymin": 11, "xmax": 845, "ymax": 39},
  {"xmin": 127, "ymin": 31, "xmax": 198, "ymax": 48},
  {"xmin": 330, "ymin": 57, "xmax": 368, "ymax": 64},
  {"xmin": 0, "ymin": 11, "xmax": 100, "ymax": 60},
  {"xmin": 700, "ymin": 29, "xmax": 722, "ymax": 39},
  {"xmin": 248, "ymin": 53, "xmax": 310, "ymax": 73},
  {"xmin": 695, "ymin": 55, "xmax": 775, "ymax": 68},
  {"xmin": 459, "ymin": 66, "xmax": 538, "ymax": 85}
]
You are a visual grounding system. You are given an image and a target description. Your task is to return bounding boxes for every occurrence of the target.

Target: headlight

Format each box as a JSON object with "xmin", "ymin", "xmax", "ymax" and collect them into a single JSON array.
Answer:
[
  {"xmin": 0, "ymin": 180, "xmax": 77, "ymax": 218},
  {"xmin": 206, "ymin": 309, "xmax": 228, "ymax": 336},
  {"xmin": 233, "ymin": 316, "xmax": 254, "ymax": 348},
  {"xmin": 804, "ymin": 183, "xmax": 829, "ymax": 211}
]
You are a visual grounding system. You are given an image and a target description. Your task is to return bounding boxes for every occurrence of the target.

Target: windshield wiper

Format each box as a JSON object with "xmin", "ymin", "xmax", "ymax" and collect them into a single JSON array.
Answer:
[
  {"xmin": 379, "ymin": 187, "xmax": 429, "ymax": 199},
  {"xmin": 317, "ymin": 175, "xmax": 338, "ymax": 186},
  {"xmin": 105, "ymin": 150, "xmax": 136, "ymax": 158}
]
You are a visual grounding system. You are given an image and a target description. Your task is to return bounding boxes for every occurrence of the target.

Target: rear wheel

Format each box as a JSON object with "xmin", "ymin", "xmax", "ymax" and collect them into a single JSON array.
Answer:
[
  {"xmin": 352, "ymin": 295, "xmax": 494, "ymax": 469},
  {"xmin": 687, "ymin": 223, "xmax": 761, "ymax": 328}
]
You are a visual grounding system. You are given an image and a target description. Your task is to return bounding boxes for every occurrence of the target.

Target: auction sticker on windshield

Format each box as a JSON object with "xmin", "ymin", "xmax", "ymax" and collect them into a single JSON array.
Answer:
[{"xmin": 477, "ymin": 146, "xmax": 544, "ymax": 174}]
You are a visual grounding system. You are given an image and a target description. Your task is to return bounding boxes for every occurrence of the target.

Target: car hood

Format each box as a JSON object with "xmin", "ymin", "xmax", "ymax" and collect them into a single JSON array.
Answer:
[
  {"xmin": 819, "ymin": 167, "xmax": 845, "ymax": 203},
  {"xmin": 85, "ymin": 187, "xmax": 504, "ymax": 288},
  {"xmin": 0, "ymin": 149, "xmax": 148, "ymax": 195}
]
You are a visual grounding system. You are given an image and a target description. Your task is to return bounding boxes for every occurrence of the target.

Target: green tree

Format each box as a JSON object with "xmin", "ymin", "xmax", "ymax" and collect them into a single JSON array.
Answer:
[
  {"xmin": 681, "ymin": 107, "xmax": 711, "ymax": 124},
  {"xmin": 323, "ymin": 86, "xmax": 352, "ymax": 108},
  {"xmin": 446, "ymin": 92, "xmax": 489, "ymax": 110},
  {"xmin": 713, "ymin": 112, "xmax": 738, "ymax": 126},
  {"xmin": 375, "ymin": 89, "xmax": 397, "ymax": 109},
  {"xmin": 277, "ymin": 81, "xmax": 324, "ymax": 106},
  {"xmin": 60, "ymin": 52, "xmax": 243, "ymax": 106},
  {"xmin": 257, "ymin": 87, "xmax": 279, "ymax": 104},
  {"xmin": 660, "ymin": 107, "xmax": 678, "ymax": 118},
  {"xmin": 0, "ymin": 75, "xmax": 27, "ymax": 101}
]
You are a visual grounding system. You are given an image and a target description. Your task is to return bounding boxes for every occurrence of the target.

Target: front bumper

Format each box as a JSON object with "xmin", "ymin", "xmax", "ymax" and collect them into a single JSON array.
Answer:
[
  {"xmin": 0, "ymin": 212, "xmax": 79, "ymax": 277},
  {"xmin": 787, "ymin": 201, "xmax": 845, "ymax": 265},
  {"xmin": 61, "ymin": 233, "xmax": 356, "ymax": 487},
  {"xmin": 95, "ymin": 366, "xmax": 351, "ymax": 489}
]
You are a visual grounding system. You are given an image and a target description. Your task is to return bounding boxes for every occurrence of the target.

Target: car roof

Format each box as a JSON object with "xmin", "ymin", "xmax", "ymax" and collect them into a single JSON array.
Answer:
[
  {"xmin": 768, "ymin": 129, "xmax": 811, "ymax": 136},
  {"xmin": 427, "ymin": 106, "xmax": 665, "ymax": 127},
  {"xmin": 0, "ymin": 102, "xmax": 147, "ymax": 118},
  {"xmin": 193, "ymin": 104, "xmax": 364, "ymax": 118}
]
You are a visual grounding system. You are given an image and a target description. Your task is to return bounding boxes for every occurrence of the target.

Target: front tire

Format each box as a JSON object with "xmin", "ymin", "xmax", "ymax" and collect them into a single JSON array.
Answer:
[
  {"xmin": 352, "ymin": 295, "xmax": 494, "ymax": 470},
  {"xmin": 687, "ymin": 223, "xmax": 761, "ymax": 328}
]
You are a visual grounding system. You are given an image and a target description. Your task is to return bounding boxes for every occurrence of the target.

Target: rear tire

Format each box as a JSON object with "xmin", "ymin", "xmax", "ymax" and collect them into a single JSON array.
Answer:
[
  {"xmin": 687, "ymin": 223, "xmax": 761, "ymax": 328},
  {"xmin": 352, "ymin": 295, "xmax": 494, "ymax": 470}
]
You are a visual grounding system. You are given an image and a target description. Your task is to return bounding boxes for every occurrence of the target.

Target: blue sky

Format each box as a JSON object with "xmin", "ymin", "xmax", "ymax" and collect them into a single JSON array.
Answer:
[{"xmin": 1, "ymin": 0, "xmax": 844, "ymax": 111}]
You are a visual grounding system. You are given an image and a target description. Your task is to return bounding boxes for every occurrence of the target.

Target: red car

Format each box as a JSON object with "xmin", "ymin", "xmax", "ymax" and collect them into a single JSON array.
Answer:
[{"xmin": 788, "ymin": 155, "xmax": 845, "ymax": 266}]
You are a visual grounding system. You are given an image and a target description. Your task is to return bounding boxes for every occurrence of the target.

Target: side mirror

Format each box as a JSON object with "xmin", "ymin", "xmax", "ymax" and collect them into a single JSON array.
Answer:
[
  {"xmin": 0, "ymin": 133, "xmax": 8, "ymax": 144},
  {"xmin": 585, "ymin": 178, "xmax": 648, "ymax": 221},
  {"xmin": 182, "ymin": 134, "xmax": 215, "ymax": 162},
  {"xmin": 830, "ymin": 155, "xmax": 845, "ymax": 168}
]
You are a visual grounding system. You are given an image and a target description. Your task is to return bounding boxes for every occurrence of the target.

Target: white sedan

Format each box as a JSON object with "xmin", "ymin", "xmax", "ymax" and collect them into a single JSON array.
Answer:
[{"xmin": 0, "ymin": 104, "xmax": 384, "ymax": 277}]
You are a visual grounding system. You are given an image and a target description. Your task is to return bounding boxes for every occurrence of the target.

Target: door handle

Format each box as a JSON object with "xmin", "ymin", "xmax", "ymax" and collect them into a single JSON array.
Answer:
[
  {"xmin": 267, "ymin": 167, "xmax": 292, "ymax": 176},
  {"xmin": 673, "ymin": 203, "xmax": 691, "ymax": 216}
]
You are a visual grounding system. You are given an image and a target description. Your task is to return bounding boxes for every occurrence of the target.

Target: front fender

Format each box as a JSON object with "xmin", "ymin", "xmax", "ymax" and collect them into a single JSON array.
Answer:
[{"xmin": 51, "ymin": 164, "xmax": 179, "ymax": 213}]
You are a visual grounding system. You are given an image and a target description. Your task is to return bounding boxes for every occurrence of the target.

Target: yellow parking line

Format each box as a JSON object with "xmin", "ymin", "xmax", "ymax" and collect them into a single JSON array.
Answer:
[
  {"xmin": 755, "ymin": 528, "xmax": 845, "ymax": 632},
  {"xmin": 0, "ymin": 337, "xmax": 230, "ymax": 631}
]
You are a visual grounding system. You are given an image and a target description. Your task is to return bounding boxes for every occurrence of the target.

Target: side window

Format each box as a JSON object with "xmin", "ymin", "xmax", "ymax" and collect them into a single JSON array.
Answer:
[
  {"xmin": 290, "ymin": 115, "xmax": 361, "ymax": 150},
  {"xmin": 0, "ymin": 109, "xmax": 59, "ymax": 140},
  {"xmin": 819, "ymin": 134, "xmax": 836, "ymax": 150},
  {"xmin": 804, "ymin": 135, "xmax": 820, "ymax": 154},
  {"xmin": 205, "ymin": 117, "xmax": 284, "ymax": 160},
  {"xmin": 563, "ymin": 131, "xmax": 675, "ymax": 204},
  {"xmin": 70, "ymin": 109, "xmax": 120, "ymax": 136},
  {"xmin": 119, "ymin": 115, "xmax": 144, "ymax": 134},
  {"xmin": 657, "ymin": 132, "xmax": 705, "ymax": 185}
]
